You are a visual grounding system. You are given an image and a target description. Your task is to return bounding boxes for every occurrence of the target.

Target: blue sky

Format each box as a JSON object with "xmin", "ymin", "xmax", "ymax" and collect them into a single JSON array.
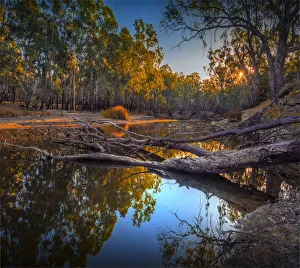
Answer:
[{"xmin": 104, "ymin": 0, "xmax": 221, "ymax": 78}]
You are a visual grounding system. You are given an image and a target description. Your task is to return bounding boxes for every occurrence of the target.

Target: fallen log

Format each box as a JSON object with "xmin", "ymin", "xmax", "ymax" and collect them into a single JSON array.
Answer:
[
  {"xmin": 54, "ymin": 139, "xmax": 299, "ymax": 174},
  {"xmin": 95, "ymin": 116, "xmax": 299, "ymax": 146}
]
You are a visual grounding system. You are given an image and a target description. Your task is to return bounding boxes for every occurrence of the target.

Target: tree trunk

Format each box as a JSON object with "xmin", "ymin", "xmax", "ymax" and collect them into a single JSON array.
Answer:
[
  {"xmin": 54, "ymin": 139, "xmax": 299, "ymax": 175},
  {"xmin": 252, "ymin": 66, "xmax": 261, "ymax": 105},
  {"xmin": 61, "ymin": 90, "xmax": 65, "ymax": 110}
]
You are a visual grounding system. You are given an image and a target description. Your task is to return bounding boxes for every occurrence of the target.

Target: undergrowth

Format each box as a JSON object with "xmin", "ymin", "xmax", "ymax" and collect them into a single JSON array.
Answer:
[
  {"xmin": 102, "ymin": 106, "xmax": 129, "ymax": 120},
  {"xmin": 0, "ymin": 103, "xmax": 53, "ymax": 117}
]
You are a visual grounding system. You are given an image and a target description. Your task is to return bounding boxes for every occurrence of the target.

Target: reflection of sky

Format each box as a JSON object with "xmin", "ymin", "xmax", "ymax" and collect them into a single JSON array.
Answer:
[
  {"xmin": 104, "ymin": 0, "xmax": 222, "ymax": 79},
  {"xmin": 88, "ymin": 178, "xmax": 230, "ymax": 267}
]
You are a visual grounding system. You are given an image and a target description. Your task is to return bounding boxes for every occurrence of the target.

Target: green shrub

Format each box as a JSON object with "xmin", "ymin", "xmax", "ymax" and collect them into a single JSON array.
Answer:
[{"xmin": 102, "ymin": 106, "xmax": 129, "ymax": 120}]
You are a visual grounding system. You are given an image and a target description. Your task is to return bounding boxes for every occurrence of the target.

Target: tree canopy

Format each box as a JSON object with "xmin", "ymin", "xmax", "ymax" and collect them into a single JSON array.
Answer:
[
  {"xmin": 0, "ymin": 0, "xmax": 299, "ymax": 116},
  {"xmin": 162, "ymin": 0, "xmax": 299, "ymax": 99}
]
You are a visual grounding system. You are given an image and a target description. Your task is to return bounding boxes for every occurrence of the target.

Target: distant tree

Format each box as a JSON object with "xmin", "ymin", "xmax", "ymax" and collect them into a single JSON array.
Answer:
[{"xmin": 162, "ymin": 0, "xmax": 299, "ymax": 99}]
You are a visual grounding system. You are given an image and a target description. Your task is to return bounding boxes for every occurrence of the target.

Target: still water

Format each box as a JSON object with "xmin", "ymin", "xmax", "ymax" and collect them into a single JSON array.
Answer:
[
  {"xmin": 0, "ymin": 121, "xmax": 288, "ymax": 267},
  {"xmin": 1, "ymin": 156, "xmax": 237, "ymax": 267}
]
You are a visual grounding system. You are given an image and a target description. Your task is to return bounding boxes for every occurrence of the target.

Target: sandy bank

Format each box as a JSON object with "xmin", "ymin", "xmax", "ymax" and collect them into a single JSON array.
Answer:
[{"xmin": 0, "ymin": 111, "xmax": 177, "ymax": 130}]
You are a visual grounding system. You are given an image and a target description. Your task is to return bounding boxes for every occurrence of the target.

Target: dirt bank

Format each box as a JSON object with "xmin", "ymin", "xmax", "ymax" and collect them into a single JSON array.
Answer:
[
  {"xmin": 224, "ymin": 197, "xmax": 299, "ymax": 267},
  {"xmin": 0, "ymin": 110, "xmax": 177, "ymax": 129}
]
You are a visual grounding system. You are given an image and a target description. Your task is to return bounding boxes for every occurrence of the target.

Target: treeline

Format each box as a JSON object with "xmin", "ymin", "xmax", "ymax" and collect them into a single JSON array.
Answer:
[{"xmin": 0, "ymin": 0, "xmax": 299, "ymax": 116}]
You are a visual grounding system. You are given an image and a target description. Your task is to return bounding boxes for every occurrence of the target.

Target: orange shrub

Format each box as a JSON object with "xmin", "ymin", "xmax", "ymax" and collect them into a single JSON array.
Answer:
[{"xmin": 102, "ymin": 106, "xmax": 129, "ymax": 120}]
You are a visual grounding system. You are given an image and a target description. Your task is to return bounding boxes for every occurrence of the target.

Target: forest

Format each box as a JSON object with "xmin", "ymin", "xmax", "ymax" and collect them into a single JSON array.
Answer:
[
  {"xmin": 1, "ymin": 0, "xmax": 298, "ymax": 116},
  {"xmin": 0, "ymin": 0, "xmax": 299, "ymax": 267}
]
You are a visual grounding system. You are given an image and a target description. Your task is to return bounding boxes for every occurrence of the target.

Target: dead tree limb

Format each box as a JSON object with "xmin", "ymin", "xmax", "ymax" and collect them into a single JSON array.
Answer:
[
  {"xmin": 118, "ymin": 116, "xmax": 299, "ymax": 144},
  {"xmin": 62, "ymin": 116, "xmax": 299, "ymax": 158},
  {"xmin": 2, "ymin": 116, "xmax": 299, "ymax": 174},
  {"xmin": 54, "ymin": 139, "xmax": 299, "ymax": 174}
]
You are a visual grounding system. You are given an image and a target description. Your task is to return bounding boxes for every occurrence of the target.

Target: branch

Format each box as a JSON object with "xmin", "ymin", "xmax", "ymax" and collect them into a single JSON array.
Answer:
[
  {"xmin": 105, "ymin": 116, "xmax": 299, "ymax": 146},
  {"xmin": 0, "ymin": 142, "xmax": 51, "ymax": 158},
  {"xmin": 53, "ymin": 139, "xmax": 299, "ymax": 174},
  {"xmin": 288, "ymin": 46, "xmax": 300, "ymax": 54}
]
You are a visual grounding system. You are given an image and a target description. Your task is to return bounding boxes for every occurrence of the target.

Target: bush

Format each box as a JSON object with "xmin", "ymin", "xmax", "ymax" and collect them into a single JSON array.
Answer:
[{"xmin": 102, "ymin": 106, "xmax": 129, "ymax": 120}]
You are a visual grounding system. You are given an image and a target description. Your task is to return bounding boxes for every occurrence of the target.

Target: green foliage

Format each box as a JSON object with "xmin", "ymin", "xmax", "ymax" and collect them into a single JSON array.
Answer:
[{"xmin": 1, "ymin": 0, "xmax": 298, "ymax": 115}]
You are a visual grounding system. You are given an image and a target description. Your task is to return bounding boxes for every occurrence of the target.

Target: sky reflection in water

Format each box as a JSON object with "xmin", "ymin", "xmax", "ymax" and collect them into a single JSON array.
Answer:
[
  {"xmin": 1, "ymin": 152, "xmax": 234, "ymax": 267},
  {"xmin": 88, "ymin": 180, "xmax": 226, "ymax": 267}
]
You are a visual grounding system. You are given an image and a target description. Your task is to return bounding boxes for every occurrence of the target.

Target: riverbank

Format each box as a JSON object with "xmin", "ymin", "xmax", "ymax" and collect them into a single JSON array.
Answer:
[
  {"xmin": 0, "ymin": 107, "xmax": 177, "ymax": 129},
  {"xmin": 224, "ymin": 196, "xmax": 299, "ymax": 267},
  {"xmin": 222, "ymin": 84, "xmax": 300, "ymax": 267}
]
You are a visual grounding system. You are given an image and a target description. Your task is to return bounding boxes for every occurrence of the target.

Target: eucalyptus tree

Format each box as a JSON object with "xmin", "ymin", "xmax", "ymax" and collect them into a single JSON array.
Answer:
[
  {"xmin": 73, "ymin": 0, "xmax": 118, "ymax": 110},
  {"xmin": 133, "ymin": 19, "xmax": 165, "ymax": 113},
  {"xmin": 114, "ymin": 19, "xmax": 165, "ymax": 112},
  {"xmin": 0, "ymin": 0, "xmax": 19, "ymax": 102},
  {"xmin": 7, "ymin": 0, "xmax": 45, "ymax": 106},
  {"xmin": 160, "ymin": 64, "xmax": 178, "ymax": 114},
  {"xmin": 162, "ymin": 0, "xmax": 299, "ymax": 99},
  {"xmin": 231, "ymin": 29, "xmax": 264, "ymax": 105}
]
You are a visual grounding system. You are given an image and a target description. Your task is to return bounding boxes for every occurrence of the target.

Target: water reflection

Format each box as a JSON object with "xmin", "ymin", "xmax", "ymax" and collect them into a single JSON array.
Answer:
[
  {"xmin": 1, "ymin": 148, "xmax": 261, "ymax": 267},
  {"xmin": 1, "ymin": 152, "xmax": 160, "ymax": 266},
  {"xmin": 158, "ymin": 200, "xmax": 229, "ymax": 268}
]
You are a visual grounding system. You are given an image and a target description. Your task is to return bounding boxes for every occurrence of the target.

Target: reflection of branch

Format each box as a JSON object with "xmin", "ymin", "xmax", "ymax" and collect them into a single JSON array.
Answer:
[
  {"xmin": 158, "ymin": 209, "xmax": 253, "ymax": 267},
  {"xmin": 120, "ymin": 171, "xmax": 151, "ymax": 182}
]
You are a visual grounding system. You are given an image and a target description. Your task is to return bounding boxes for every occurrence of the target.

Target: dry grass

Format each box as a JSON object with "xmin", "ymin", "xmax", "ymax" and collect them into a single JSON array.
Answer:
[
  {"xmin": 0, "ymin": 105, "xmax": 30, "ymax": 117},
  {"xmin": 0, "ymin": 102, "xmax": 53, "ymax": 118},
  {"xmin": 102, "ymin": 106, "xmax": 130, "ymax": 120}
]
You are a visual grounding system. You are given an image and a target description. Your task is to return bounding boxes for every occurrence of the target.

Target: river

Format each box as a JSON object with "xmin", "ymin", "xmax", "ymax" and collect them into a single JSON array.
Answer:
[{"xmin": 0, "ymin": 121, "xmax": 296, "ymax": 267}]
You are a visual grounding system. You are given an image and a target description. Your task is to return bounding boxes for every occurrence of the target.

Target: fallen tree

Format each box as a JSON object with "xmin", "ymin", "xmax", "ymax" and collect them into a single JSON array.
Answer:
[
  {"xmin": 1, "ymin": 116, "xmax": 299, "ymax": 175},
  {"xmin": 55, "ymin": 116, "xmax": 300, "ymax": 158},
  {"xmin": 54, "ymin": 139, "xmax": 299, "ymax": 174}
]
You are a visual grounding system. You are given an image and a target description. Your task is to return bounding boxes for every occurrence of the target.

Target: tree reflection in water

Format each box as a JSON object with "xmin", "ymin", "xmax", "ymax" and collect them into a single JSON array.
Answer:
[
  {"xmin": 158, "ymin": 194, "xmax": 240, "ymax": 268},
  {"xmin": 0, "ymin": 151, "xmax": 161, "ymax": 266}
]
